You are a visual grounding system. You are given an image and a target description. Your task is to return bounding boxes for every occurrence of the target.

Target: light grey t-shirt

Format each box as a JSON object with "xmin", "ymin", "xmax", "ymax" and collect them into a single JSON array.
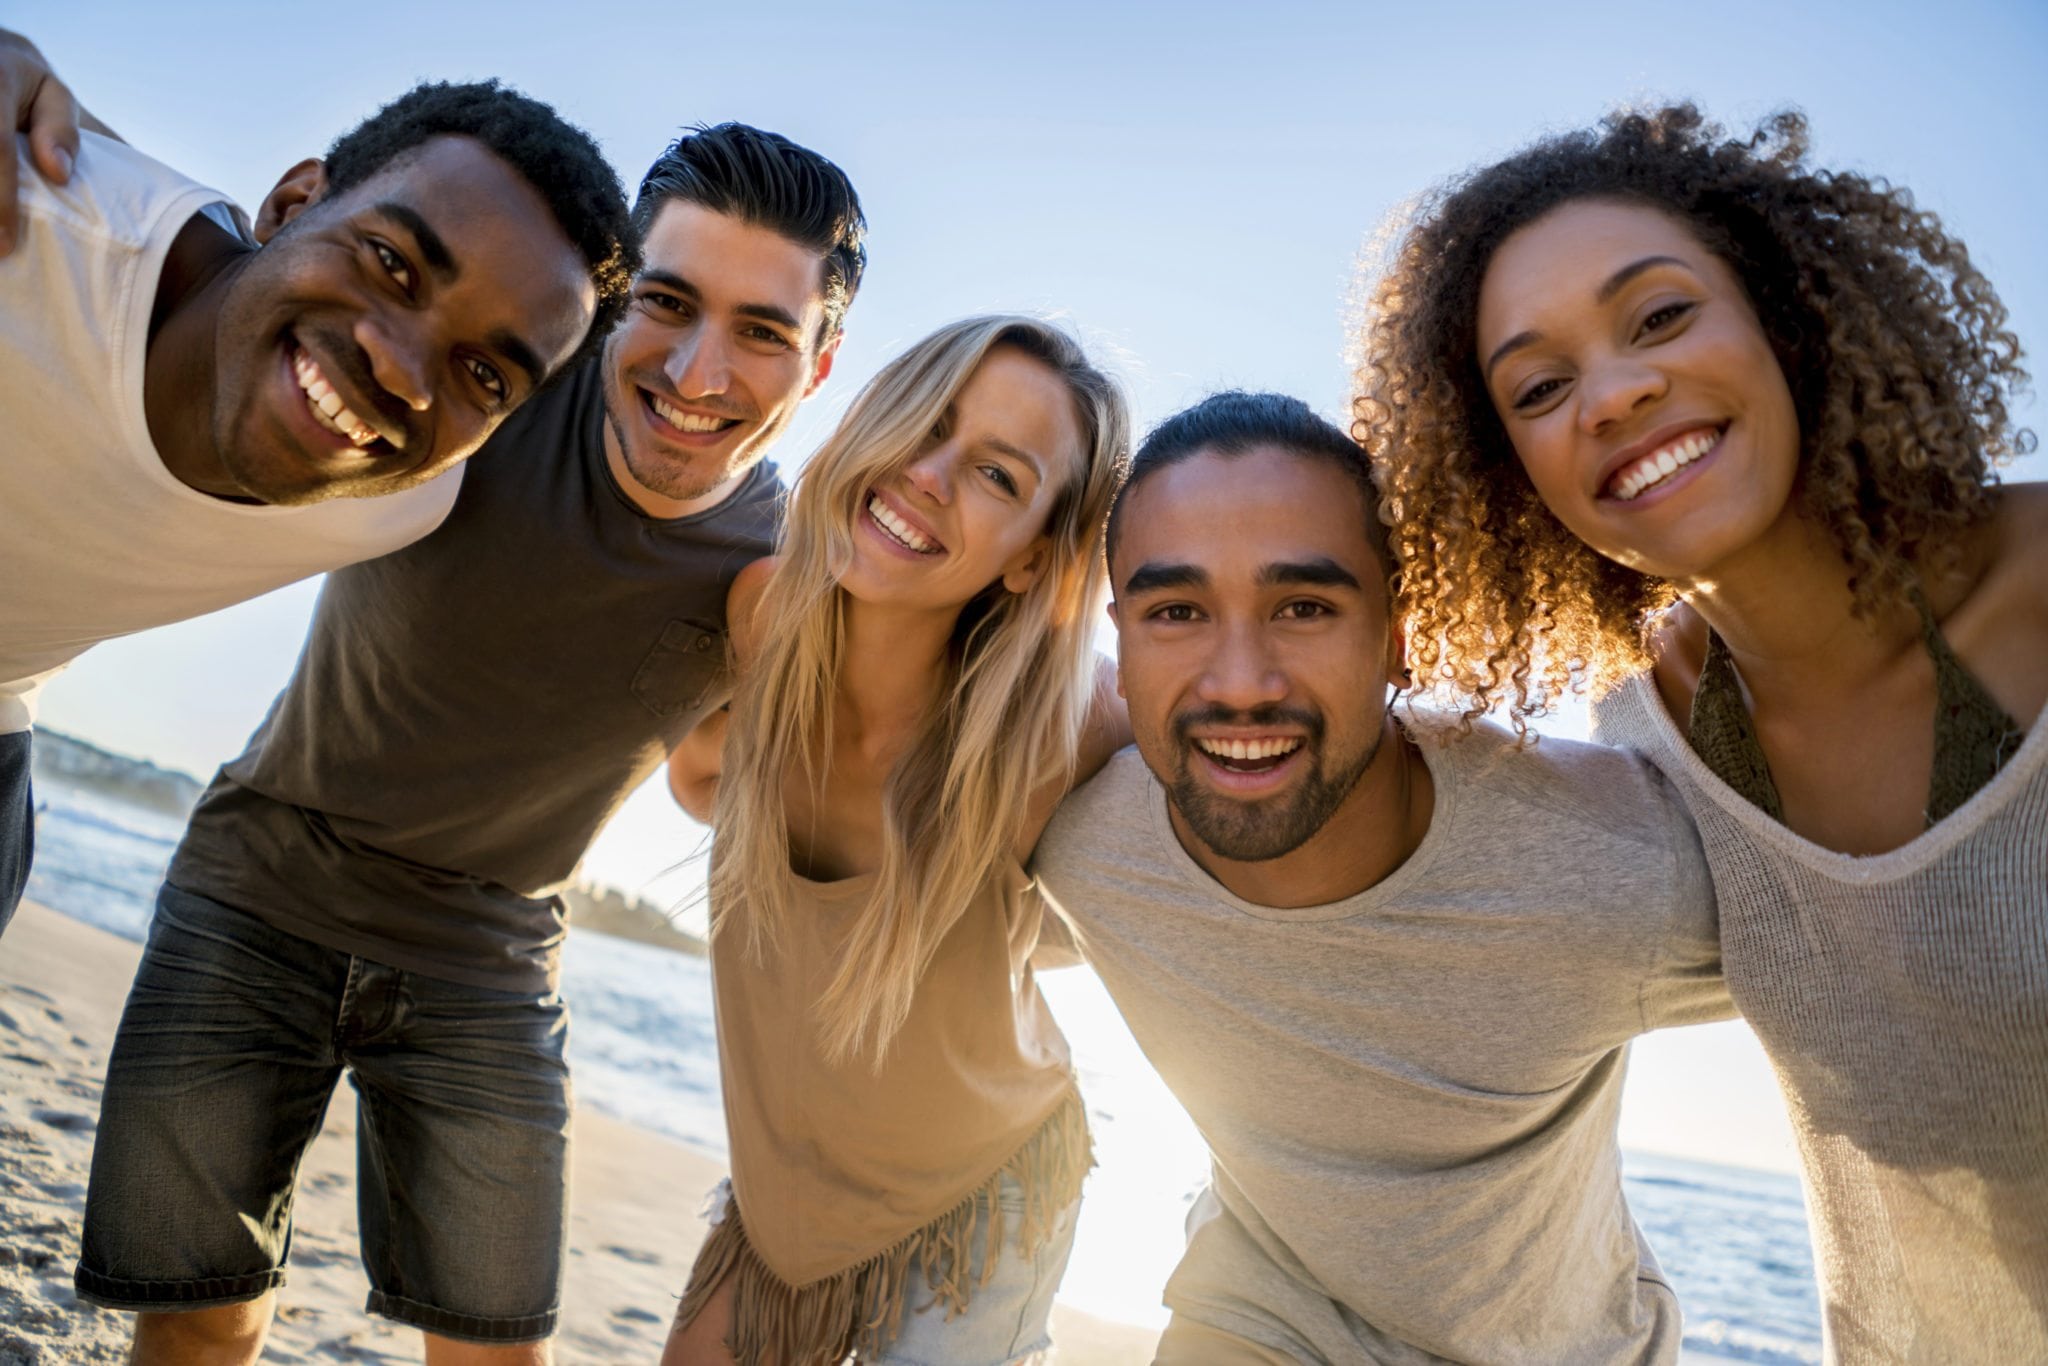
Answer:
[{"xmin": 1032, "ymin": 714, "xmax": 1731, "ymax": 1364}]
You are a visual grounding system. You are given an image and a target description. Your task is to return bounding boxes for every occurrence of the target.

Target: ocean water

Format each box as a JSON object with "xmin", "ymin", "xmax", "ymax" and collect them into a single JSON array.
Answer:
[{"xmin": 22, "ymin": 780, "xmax": 1822, "ymax": 1362}]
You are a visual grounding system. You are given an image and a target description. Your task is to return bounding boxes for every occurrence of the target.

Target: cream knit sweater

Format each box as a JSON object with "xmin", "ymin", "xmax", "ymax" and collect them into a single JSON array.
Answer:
[{"xmin": 1597, "ymin": 676, "xmax": 2047, "ymax": 1364}]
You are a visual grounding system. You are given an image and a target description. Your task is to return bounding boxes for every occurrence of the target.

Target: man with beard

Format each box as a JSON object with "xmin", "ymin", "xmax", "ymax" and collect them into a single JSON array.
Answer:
[
  {"xmin": 0, "ymin": 30, "xmax": 632, "ymax": 940},
  {"xmin": 69, "ymin": 122, "xmax": 864, "ymax": 1363},
  {"xmin": 1031, "ymin": 392, "xmax": 1732, "ymax": 1365}
]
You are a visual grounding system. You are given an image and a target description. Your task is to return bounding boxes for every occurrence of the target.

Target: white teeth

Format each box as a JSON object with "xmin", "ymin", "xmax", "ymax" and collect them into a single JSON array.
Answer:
[
  {"xmin": 1195, "ymin": 737, "xmax": 1304, "ymax": 762},
  {"xmin": 867, "ymin": 495, "xmax": 938, "ymax": 554},
  {"xmin": 1613, "ymin": 429, "xmax": 1719, "ymax": 501},
  {"xmin": 652, "ymin": 395, "xmax": 731, "ymax": 434},
  {"xmin": 292, "ymin": 347, "xmax": 379, "ymax": 449}
]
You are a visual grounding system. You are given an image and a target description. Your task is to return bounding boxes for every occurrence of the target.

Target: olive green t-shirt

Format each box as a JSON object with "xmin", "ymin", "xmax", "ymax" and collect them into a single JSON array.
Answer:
[{"xmin": 169, "ymin": 360, "xmax": 780, "ymax": 991}]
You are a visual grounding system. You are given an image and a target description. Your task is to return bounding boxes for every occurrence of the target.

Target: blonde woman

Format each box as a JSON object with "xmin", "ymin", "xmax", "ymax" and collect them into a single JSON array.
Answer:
[{"xmin": 661, "ymin": 315, "xmax": 1130, "ymax": 1366}]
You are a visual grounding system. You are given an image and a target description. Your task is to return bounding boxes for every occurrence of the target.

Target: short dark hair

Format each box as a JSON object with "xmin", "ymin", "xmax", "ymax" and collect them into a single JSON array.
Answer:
[
  {"xmin": 633, "ymin": 123, "xmax": 868, "ymax": 338},
  {"xmin": 1107, "ymin": 391, "xmax": 1389, "ymax": 579},
  {"xmin": 322, "ymin": 80, "xmax": 637, "ymax": 372}
]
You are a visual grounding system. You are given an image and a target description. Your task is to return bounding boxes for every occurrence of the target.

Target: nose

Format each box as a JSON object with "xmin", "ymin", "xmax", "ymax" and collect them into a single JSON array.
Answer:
[
  {"xmin": 1195, "ymin": 620, "xmax": 1288, "ymax": 712},
  {"xmin": 903, "ymin": 447, "xmax": 955, "ymax": 505},
  {"xmin": 1577, "ymin": 353, "xmax": 1667, "ymax": 434},
  {"xmin": 667, "ymin": 328, "xmax": 732, "ymax": 399},
  {"xmin": 355, "ymin": 314, "xmax": 432, "ymax": 417}
]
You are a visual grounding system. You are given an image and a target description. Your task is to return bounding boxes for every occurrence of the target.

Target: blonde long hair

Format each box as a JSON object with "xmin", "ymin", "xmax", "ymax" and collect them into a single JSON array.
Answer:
[{"xmin": 712, "ymin": 315, "xmax": 1130, "ymax": 1064}]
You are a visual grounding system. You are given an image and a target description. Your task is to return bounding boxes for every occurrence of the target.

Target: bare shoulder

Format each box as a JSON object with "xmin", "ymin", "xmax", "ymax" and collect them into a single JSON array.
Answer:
[
  {"xmin": 725, "ymin": 555, "xmax": 781, "ymax": 668},
  {"xmin": 1644, "ymin": 601, "xmax": 1708, "ymax": 723}
]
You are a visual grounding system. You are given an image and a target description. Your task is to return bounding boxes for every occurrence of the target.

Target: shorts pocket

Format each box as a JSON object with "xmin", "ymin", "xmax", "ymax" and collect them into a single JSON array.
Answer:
[{"xmin": 631, "ymin": 618, "xmax": 726, "ymax": 720}]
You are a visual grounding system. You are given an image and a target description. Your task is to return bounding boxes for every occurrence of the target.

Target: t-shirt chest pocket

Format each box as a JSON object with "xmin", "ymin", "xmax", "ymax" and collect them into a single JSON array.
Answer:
[{"xmin": 631, "ymin": 618, "xmax": 726, "ymax": 720}]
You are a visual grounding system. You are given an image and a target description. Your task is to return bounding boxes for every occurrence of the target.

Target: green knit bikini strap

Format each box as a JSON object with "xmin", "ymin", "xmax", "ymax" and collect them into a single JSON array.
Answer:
[
  {"xmin": 1919, "ymin": 590, "xmax": 2028, "ymax": 823},
  {"xmin": 1686, "ymin": 631, "xmax": 1785, "ymax": 822},
  {"xmin": 1686, "ymin": 594, "xmax": 2027, "ymax": 828}
]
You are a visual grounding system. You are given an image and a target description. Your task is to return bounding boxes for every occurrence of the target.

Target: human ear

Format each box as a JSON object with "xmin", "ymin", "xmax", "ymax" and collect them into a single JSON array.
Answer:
[
  {"xmin": 1385, "ymin": 612, "xmax": 1414, "ymax": 694},
  {"xmin": 803, "ymin": 330, "xmax": 841, "ymax": 399},
  {"xmin": 1002, "ymin": 535, "xmax": 1051, "ymax": 596},
  {"xmin": 252, "ymin": 158, "xmax": 328, "ymax": 244}
]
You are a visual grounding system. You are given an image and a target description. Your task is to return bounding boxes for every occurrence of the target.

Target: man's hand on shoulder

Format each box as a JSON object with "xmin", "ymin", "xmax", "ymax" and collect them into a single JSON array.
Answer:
[{"xmin": 0, "ymin": 29, "xmax": 86, "ymax": 258}]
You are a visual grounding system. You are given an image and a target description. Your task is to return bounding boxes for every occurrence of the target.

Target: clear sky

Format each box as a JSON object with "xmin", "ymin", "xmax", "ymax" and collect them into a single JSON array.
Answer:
[{"xmin": 16, "ymin": 0, "xmax": 2047, "ymax": 1178}]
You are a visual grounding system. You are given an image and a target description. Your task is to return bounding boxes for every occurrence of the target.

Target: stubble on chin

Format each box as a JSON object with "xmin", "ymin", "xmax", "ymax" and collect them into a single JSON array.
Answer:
[{"xmin": 1167, "ymin": 724, "xmax": 1383, "ymax": 864}]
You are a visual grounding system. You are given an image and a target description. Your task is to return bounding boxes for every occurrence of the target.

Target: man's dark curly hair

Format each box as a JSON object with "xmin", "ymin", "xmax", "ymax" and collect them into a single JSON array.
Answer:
[
  {"xmin": 1352, "ymin": 102, "xmax": 2033, "ymax": 728},
  {"xmin": 633, "ymin": 123, "xmax": 867, "ymax": 340},
  {"xmin": 322, "ymin": 80, "xmax": 637, "ymax": 372}
]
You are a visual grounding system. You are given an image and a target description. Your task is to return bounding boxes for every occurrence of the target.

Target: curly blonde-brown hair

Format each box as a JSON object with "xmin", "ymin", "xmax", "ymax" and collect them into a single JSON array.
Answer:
[{"xmin": 1353, "ymin": 103, "xmax": 2033, "ymax": 728}]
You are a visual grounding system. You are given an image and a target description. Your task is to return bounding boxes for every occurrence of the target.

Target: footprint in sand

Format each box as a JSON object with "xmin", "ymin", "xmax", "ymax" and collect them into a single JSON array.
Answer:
[
  {"xmin": 611, "ymin": 1305, "xmax": 663, "ymax": 1323},
  {"xmin": 603, "ymin": 1244, "xmax": 662, "ymax": 1265},
  {"xmin": 31, "ymin": 1109, "xmax": 94, "ymax": 1132},
  {"xmin": 8, "ymin": 984, "xmax": 55, "ymax": 1004}
]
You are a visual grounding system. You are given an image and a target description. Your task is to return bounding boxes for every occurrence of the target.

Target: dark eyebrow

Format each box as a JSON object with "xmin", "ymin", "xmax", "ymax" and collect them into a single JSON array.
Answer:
[
  {"xmin": 374, "ymin": 202, "xmax": 456, "ymax": 281},
  {"xmin": 1123, "ymin": 562, "xmax": 1209, "ymax": 596},
  {"xmin": 639, "ymin": 268, "xmax": 804, "ymax": 334},
  {"xmin": 1596, "ymin": 254, "xmax": 1688, "ymax": 303},
  {"xmin": 1483, "ymin": 254, "xmax": 1694, "ymax": 382},
  {"xmin": 1260, "ymin": 558, "xmax": 1361, "ymax": 590}
]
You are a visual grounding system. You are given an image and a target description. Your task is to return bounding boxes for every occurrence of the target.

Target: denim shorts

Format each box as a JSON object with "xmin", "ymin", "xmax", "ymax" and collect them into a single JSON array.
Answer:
[
  {"xmin": 74, "ymin": 883, "xmax": 572, "ymax": 1343},
  {"xmin": 0, "ymin": 729, "xmax": 32, "ymax": 937},
  {"xmin": 863, "ymin": 1173, "xmax": 1080, "ymax": 1366}
]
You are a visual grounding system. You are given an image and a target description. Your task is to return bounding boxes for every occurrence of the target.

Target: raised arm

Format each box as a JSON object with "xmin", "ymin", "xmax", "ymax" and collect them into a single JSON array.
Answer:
[
  {"xmin": 0, "ymin": 29, "xmax": 120, "ymax": 257},
  {"xmin": 665, "ymin": 555, "xmax": 779, "ymax": 825}
]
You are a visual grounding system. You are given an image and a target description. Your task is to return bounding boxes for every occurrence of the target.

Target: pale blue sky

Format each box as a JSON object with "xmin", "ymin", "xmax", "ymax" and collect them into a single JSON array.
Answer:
[{"xmin": 15, "ymin": 0, "xmax": 2044, "ymax": 1189}]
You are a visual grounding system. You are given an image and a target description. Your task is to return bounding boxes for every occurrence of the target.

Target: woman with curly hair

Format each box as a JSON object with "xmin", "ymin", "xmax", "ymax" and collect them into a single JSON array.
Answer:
[{"xmin": 1355, "ymin": 105, "xmax": 2046, "ymax": 1358}]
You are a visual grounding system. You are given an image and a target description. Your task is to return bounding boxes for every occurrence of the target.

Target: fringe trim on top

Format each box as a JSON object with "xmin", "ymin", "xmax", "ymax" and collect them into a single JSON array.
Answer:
[{"xmin": 674, "ymin": 1087, "xmax": 1093, "ymax": 1365}]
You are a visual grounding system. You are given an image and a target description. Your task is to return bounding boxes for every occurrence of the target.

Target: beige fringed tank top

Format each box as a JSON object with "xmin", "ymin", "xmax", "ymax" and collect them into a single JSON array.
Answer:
[{"xmin": 680, "ymin": 857, "xmax": 1092, "ymax": 1365}]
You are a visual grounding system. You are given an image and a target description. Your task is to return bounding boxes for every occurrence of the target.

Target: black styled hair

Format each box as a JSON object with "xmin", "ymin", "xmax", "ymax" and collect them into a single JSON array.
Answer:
[
  {"xmin": 322, "ymin": 80, "xmax": 637, "ymax": 372},
  {"xmin": 633, "ymin": 123, "xmax": 868, "ymax": 338},
  {"xmin": 1107, "ymin": 391, "xmax": 1389, "ymax": 578}
]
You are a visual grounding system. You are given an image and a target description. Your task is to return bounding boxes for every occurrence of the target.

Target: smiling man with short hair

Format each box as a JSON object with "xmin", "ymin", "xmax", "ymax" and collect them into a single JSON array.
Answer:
[
  {"xmin": 1033, "ymin": 390, "xmax": 1733, "ymax": 1364},
  {"xmin": 0, "ymin": 45, "xmax": 633, "ymax": 942}
]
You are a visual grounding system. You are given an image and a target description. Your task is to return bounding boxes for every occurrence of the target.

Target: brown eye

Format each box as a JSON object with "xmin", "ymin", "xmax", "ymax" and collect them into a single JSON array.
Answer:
[
  {"xmin": 1641, "ymin": 301, "xmax": 1696, "ymax": 334},
  {"xmin": 372, "ymin": 240, "xmax": 414, "ymax": 294}
]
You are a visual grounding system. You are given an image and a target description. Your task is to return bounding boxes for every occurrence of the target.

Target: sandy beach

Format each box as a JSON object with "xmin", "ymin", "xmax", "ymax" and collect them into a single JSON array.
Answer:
[{"xmin": 0, "ymin": 900, "xmax": 1156, "ymax": 1365}]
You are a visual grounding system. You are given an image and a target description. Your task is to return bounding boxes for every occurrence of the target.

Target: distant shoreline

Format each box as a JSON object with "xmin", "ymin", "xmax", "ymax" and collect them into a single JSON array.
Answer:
[{"xmin": 28, "ymin": 730, "xmax": 708, "ymax": 956}]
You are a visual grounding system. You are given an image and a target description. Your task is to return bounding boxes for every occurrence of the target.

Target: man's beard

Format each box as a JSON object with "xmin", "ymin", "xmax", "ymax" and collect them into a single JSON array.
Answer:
[{"xmin": 1166, "ymin": 704, "xmax": 1382, "ymax": 863}]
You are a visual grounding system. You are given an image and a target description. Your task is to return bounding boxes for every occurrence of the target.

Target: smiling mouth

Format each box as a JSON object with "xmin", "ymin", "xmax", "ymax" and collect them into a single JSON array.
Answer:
[
  {"xmin": 1192, "ymin": 736, "xmax": 1304, "ymax": 774},
  {"xmin": 1606, "ymin": 425, "xmax": 1725, "ymax": 502},
  {"xmin": 867, "ymin": 495, "xmax": 941, "ymax": 554},
  {"xmin": 291, "ymin": 346, "xmax": 381, "ymax": 450},
  {"xmin": 646, "ymin": 391, "xmax": 741, "ymax": 436}
]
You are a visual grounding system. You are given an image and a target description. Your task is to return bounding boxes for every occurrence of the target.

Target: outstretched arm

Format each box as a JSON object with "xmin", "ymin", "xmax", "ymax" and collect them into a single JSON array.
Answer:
[{"xmin": 0, "ymin": 29, "xmax": 119, "ymax": 258}]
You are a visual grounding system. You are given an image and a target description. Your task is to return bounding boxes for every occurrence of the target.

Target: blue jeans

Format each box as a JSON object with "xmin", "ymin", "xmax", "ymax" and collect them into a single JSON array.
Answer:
[
  {"xmin": 75, "ymin": 884, "xmax": 573, "ymax": 1343},
  {"xmin": 867, "ymin": 1174, "xmax": 1081, "ymax": 1366},
  {"xmin": 0, "ymin": 729, "xmax": 32, "ymax": 938}
]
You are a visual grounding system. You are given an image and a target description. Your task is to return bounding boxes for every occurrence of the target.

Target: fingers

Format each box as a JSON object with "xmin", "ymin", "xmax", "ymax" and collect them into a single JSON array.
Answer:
[
  {"xmin": 28, "ymin": 73, "xmax": 79, "ymax": 186},
  {"xmin": 0, "ymin": 28, "xmax": 76, "ymax": 257}
]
